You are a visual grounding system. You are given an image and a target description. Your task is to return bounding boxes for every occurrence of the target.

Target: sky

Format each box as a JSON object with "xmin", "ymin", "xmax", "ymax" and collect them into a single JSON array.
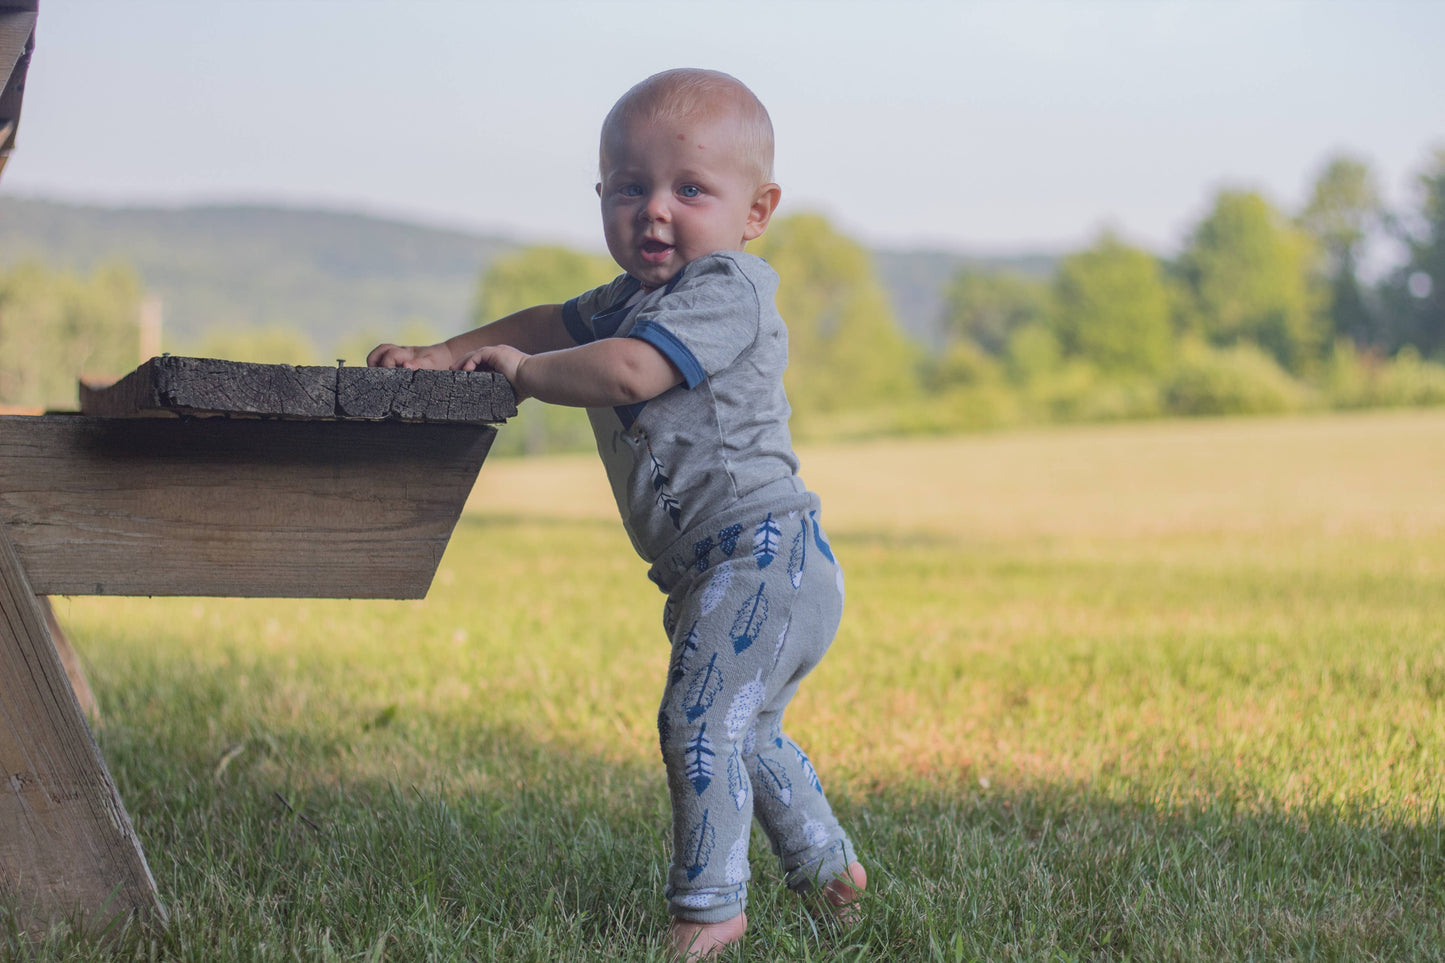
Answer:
[{"xmin": 3, "ymin": 0, "xmax": 1443, "ymax": 257}]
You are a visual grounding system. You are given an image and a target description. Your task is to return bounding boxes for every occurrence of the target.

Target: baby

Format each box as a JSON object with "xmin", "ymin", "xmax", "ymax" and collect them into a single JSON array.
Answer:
[{"xmin": 369, "ymin": 68, "xmax": 865, "ymax": 959}]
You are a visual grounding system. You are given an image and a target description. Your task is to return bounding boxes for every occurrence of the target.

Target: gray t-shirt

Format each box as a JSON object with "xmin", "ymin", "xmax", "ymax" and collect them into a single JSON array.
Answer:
[{"xmin": 562, "ymin": 251, "xmax": 803, "ymax": 564}]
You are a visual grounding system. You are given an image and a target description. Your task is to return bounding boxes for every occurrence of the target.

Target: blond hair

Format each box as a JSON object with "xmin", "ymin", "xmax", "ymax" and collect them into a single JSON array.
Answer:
[{"xmin": 600, "ymin": 68, "xmax": 775, "ymax": 185}]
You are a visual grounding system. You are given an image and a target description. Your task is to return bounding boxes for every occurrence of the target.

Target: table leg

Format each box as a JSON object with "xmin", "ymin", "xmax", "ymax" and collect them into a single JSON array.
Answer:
[{"xmin": 0, "ymin": 521, "xmax": 164, "ymax": 939}]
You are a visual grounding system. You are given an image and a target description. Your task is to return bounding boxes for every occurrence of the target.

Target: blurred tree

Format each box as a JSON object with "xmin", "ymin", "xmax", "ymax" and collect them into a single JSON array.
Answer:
[
  {"xmin": 0, "ymin": 261, "xmax": 141, "ymax": 409},
  {"xmin": 750, "ymin": 213, "xmax": 918, "ymax": 420},
  {"xmin": 472, "ymin": 244, "xmax": 618, "ymax": 455},
  {"xmin": 186, "ymin": 324, "xmax": 319, "ymax": 365},
  {"xmin": 473, "ymin": 244, "xmax": 617, "ymax": 323},
  {"xmin": 1378, "ymin": 148, "xmax": 1445, "ymax": 359},
  {"xmin": 937, "ymin": 269, "xmax": 1050, "ymax": 357},
  {"xmin": 1052, "ymin": 232, "xmax": 1175, "ymax": 376},
  {"xmin": 1177, "ymin": 190, "xmax": 1326, "ymax": 374},
  {"xmin": 1299, "ymin": 154, "xmax": 1383, "ymax": 348}
]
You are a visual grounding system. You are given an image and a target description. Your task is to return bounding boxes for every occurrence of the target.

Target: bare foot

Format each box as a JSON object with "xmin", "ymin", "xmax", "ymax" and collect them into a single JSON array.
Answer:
[
  {"xmin": 821, "ymin": 861, "xmax": 868, "ymax": 925},
  {"xmin": 667, "ymin": 912, "xmax": 747, "ymax": 961}
]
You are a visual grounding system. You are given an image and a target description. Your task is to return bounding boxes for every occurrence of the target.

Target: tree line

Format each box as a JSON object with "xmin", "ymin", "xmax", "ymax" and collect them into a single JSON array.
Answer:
[
  {"xmin": 916, "ymin": 148, "xmax": 1445, "ymax": 436},
  {"xmin": 1, "ymin": 147, "xmax": 1441, "ymax": 447}
]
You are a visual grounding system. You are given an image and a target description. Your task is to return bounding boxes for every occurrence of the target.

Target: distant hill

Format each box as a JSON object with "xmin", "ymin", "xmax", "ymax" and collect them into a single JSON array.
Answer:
[
  {"xmin": 0, "ymin": 197, "xmax": 516, "ymax": 351},
  {"xmin": 0, "ymin": 196, "xmax": 1057, "ymax": 352}
]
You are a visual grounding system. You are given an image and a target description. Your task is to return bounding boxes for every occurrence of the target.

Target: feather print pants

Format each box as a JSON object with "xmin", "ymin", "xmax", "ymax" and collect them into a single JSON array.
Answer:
[{"xmin": 656, "ymin": 507, "xmax": 857, "ymax": 924}]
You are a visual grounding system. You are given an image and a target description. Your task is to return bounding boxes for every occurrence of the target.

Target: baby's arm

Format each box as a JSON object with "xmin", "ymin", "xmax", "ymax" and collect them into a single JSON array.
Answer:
[
  {"xmin": 366, "ymin": 304, "xmax": 575, "ymax": 370},
  {"xmin": 458, "ymin": 338, "xmax": 682, "ymax": 406}
]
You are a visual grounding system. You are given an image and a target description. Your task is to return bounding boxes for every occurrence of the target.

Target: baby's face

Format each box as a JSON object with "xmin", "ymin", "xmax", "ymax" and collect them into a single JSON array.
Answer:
[{"xmin": 597, "ymin": 113, "xmax": 772, "ymax": 290}]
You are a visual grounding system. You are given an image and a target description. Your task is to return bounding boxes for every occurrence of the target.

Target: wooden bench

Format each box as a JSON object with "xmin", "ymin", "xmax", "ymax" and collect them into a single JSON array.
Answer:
[{"xmin": 0, "ymin": 357, "xmax": 514, "ymax": 938}]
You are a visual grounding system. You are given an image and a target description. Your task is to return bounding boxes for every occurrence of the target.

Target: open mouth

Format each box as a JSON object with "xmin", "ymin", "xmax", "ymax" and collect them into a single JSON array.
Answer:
[{"xmin": 640, "ymin": 239, "xmax": 674, "ymax": 263}]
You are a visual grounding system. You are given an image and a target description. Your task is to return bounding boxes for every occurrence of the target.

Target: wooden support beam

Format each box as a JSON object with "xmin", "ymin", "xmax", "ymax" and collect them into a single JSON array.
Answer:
[
  {"xmin": 0, "ymin": 416, "xmax": 495, "ymax": 598},
  {"xmin": 0, "ymin": 519, "xmax": 164, "ymax": 939},
  {"xmin": 0, "ymin": 4, "xmax": 37, "ymax": 176},
  {"xmin": 79, "ymin": 356, "xmax": 517, "ymax": 425}
]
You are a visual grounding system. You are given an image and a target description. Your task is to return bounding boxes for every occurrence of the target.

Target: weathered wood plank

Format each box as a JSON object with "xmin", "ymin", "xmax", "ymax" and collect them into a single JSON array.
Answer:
[
  {"xmin": 79, "ymin": 357, "xmax": 517, "ymax": 425},
  {"xmin": 0, "ymin": 416, "xmax": 494, "ymax": 598},
  {"xmin": 80, "ymin": 356, "xmax": 337, "ymax": 420},
  {"xmin": 0, "ymin": 6, "xmax": 36, "ymax": 172},
  {"xmin": 0, "ymin": 520, "xmax": 165, "ymax": 938},
  {"xmin": 0, "ymin": 10, "xmax": 36, "ymax": 81},
  {"xmin": 335, "ymin": 365, "xmax": 517, "ymax": 423}
]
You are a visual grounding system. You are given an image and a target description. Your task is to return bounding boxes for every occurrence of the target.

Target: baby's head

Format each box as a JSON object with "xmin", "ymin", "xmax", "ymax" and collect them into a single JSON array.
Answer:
[
  {"xmin": 600, "ymin": 68, "xmax": 775, "ymax": 187},
  {"xmin": 596, "ymin": 69, "xmax": 781, "ymax": 288}
]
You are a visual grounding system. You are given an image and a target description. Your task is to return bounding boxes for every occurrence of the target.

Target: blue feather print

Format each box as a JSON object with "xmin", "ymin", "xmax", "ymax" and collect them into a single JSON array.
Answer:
[
  {"xmin": 727, "ymin": 743, "xmax": 748, "ymax": 811},
  {"xmin": 729, "ymin": 585, "xmax": 769, "ymax": 654},
  {"xmin": 693, "ymin": 536, "xmax": 714, "ymax": 573},
  {"xmin": 647, "ymin": 446, "xmax": 682, "ymax": 528},
  {"xmin": 756, "ymin": 757, "xmax": 792, "ymax": 808},
  {"xmin": 657, "ymin": 707, "xmax": 671, "ymax": 753},
  {"xmin": 684, "ymin": 652, "xmax": 723, "ymax": 722},
  {"xmin": 685, "ymin": 808, "xmax": 716, "ymax": 881},
  {"xmin": 809, "ymin": 510, "xmax": 836, "ymax": 563},
  {"xmin": 793, "ymin": 745, "xmax": 822, "ymax": 794},
  {"xmin": 685, "ymin": 723, "xmax": 715, "ymax": 794},
  {"xmin": 752, "ymin": 514, "xmax": 781, "ymax": 569},
  {"xmin": 718, "ymin": 524, "xmax": 743, "ymax": 557},
  {"xmin": 787, "ymin": 520, "xmax": 807, "ymax": 590},
  {"xmin": 662, "ymin": 598, "xmax": 679, "ymax": 638},
  {"xmin": 669, "ymin": 621, "xmax": 700, "ymax": 687}
]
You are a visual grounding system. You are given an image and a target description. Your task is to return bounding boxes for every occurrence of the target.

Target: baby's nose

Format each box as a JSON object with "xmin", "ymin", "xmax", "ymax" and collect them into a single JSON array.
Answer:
[{"xmin": 643, "ymin": 192, "xmax": 672, "ymax": 221}]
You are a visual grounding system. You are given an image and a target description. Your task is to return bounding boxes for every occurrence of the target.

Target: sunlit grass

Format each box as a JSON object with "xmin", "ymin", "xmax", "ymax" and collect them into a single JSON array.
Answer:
[{"xmin": 15, "ymin": 409, "xmax": 1445, "ymax": 961}]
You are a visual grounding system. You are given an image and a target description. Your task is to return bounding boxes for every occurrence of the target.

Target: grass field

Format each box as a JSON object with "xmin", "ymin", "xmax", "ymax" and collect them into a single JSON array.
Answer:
[{"xmin": 14, "ymin": 409, "xmax": 1445, "ymax": 961}]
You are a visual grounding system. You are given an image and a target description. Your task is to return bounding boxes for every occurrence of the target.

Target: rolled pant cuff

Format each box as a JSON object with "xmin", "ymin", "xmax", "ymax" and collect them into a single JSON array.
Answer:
[
  {"xmin": 667, "ymin": 892, "xmax": 747, "ymax": 925},
  {"xmin": 783, "ymin": 836, "xmax": 857, "ymax": 894}
]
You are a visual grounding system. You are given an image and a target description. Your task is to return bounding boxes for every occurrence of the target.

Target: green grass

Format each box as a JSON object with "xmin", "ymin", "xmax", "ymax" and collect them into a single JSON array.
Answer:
[{"xmin": 8, "ymin": 409, "xmax": 1445, "ymax": 961}]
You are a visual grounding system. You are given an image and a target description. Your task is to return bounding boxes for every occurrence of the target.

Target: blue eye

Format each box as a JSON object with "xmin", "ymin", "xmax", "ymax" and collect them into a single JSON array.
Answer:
[
  {"xmin": 679, "ymin": 185, "xmax": 701, "ymax": 198},
  {"xmin": 620, "ymin": 184, "xmax": 644, "ymax": 197}
]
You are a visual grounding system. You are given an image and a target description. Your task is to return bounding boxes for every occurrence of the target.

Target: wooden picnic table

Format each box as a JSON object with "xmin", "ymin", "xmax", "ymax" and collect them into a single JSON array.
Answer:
[{"xmin": 0, "ymin": 356, "xmax": 514, "ymax": 938}]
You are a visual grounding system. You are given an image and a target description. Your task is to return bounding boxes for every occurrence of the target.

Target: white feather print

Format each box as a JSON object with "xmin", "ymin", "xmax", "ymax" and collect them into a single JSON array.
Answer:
[
  {"xmin": 836, "ymin": 566, "xmax": 846, "ymax": 602},
  {"xmin": 676, "ymin": 893, "xmax": 713, "ymax": 909},
  {"xmin": 727, "ymin": 743, "xmax": 749, "ymax": 811},
  {"xmin": 803, "ymin": 817, "xmax": 828, "ymax": 849},
  {"xmin": 724, "ymin": 670, "xmax": 765, "ymax": 740},
  {"xmin": 725, "ymin": 833, "xmax": 750, "ymax": 885},
  {"xmin": 700, "ymin": 565, "xmax": 733, "ymax": 616},
  {"xmin": 771, "ymin": 619, "xmax": 790, "ymax": 672},
  {"xmin": 742, "ymin": 721, "xmax": 758, "ymax": 757}
]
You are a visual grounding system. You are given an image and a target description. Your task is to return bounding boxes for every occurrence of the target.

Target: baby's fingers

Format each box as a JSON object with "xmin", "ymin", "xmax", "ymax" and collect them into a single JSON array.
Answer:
[{"xmin": 367, "ymin": 343, "xmax": 408, "ymax": 368}]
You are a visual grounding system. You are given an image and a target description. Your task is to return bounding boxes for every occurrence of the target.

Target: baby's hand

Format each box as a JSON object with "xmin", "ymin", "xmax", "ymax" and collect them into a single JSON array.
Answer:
[
  {"xmin": 455, "ymin": 345, "xmax": 531, "ymax": 400},
  {"xmin": 366, "ymin": 343, "xmax": 452, "ymax": 369}
]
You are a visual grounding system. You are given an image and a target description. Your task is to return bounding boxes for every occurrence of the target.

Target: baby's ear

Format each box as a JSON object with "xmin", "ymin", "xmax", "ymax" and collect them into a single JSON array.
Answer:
[
  {"xmin": 595, "ymin": 182, "xmax": 603, "ymax": 197},
  {"xmin": 743, "ymin": 183, "xmax": 782, "ymax": 241}
]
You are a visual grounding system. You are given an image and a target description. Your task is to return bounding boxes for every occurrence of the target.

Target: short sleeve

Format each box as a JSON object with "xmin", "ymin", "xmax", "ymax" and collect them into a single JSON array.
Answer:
[
  {"xmin": 628, "ymin": 254, "xmax": 765, "ymax": 389},
  {"xmin": 562, "ymin": 273, "xmax": 636, "ymax": 344}
]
